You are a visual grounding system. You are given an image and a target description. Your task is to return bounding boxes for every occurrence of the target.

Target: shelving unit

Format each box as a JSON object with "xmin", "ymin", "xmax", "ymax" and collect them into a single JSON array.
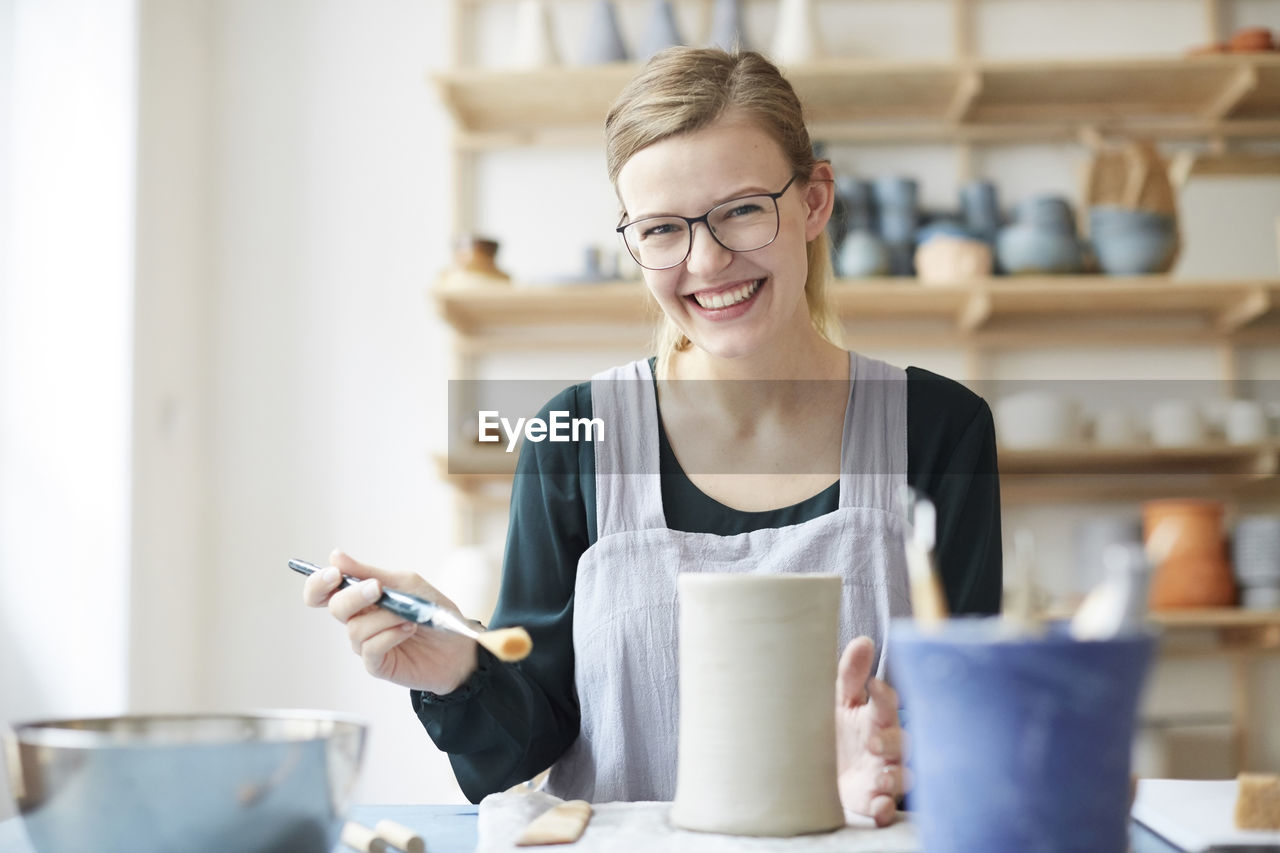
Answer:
[
  {"xmin": 436, "ymin": 54, "xmax": 1280, "ymax": 150},
  {"xmin": 437, "ymin": 276, "xmax": 1280, "ymax": 343}
]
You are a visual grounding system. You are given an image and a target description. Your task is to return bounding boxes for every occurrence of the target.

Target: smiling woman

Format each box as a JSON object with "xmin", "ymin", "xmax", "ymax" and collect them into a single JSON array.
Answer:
[{"xmin": 308, "ymin": 47, "xmax": 1003, "ymax": 827}]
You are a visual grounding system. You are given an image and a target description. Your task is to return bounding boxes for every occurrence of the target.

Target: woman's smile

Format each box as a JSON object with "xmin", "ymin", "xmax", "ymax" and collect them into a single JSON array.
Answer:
[{"xmin": 687, "ymin": 277, "xmax": 764, "ymax": 316}]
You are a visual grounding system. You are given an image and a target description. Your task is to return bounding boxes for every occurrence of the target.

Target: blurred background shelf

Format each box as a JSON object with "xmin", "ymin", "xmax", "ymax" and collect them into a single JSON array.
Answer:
[
  {"xmin": 437, "ymin": 442, "xmax": 1280, "ymax": 503},
  {"xmin": 434, "ymin": 54, "xmax": 1280, "ymax": 148},
  {"xmin": 434, "ymin": 277, "xmax": 1280, "ymax": 347}
]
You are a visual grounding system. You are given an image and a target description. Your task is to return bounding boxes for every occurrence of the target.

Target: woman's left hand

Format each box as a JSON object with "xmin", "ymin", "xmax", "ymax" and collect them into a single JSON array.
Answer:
[{"xmin": 835, "ymin": 636, "xmax": 909, "ymax": 827}]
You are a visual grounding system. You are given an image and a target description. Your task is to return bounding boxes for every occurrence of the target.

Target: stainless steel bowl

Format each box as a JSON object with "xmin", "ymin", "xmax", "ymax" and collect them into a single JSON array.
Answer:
[{"xmin": 2, "ymin": 711, "xmax": 367, "ymax": 853}]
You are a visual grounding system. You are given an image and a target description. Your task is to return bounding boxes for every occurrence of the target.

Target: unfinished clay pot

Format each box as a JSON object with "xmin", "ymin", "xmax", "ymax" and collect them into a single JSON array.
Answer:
[{"xmin": 670, "ymin": 573, "xmax": 844, "ymax": 837}]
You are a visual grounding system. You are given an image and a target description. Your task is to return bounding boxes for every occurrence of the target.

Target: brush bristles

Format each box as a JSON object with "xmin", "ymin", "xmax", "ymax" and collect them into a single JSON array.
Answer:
[{"xmin": 477, "ymin": 627, "xmax": 533, "ymax": 662}]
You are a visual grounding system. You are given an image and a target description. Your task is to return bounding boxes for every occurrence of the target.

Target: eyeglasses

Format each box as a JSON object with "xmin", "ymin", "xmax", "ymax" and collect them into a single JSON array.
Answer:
[{"xmin": 616, "ymin": 173, "xmax": 801, "ymax": 271}]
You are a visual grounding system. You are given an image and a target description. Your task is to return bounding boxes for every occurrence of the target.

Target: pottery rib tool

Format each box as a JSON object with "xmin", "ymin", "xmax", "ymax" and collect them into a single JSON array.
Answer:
[
  {"xmin": 288, "ymin": 558, "xmax": 532, "ymax": 662},
  {"xmin": 341, "ymin": 821, "xmax": 387, "ymax": 853},
  {"xmin": 374, "ymin": 819, "xmax": 425, "ymax": 853},
  {"xmin": 1003, "ymin": 528, "xmax": 1045, "ymax": 636},
  {"xmin": 901, "ymin": 490, "xmax": 948, "ymax": 627},
  {"xmin": 515, "ymin": 799, "xmax": 593, "ymax": 846}
]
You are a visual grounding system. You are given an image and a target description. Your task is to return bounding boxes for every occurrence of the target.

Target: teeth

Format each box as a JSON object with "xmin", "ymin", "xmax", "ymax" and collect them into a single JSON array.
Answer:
[{"xmin": 694, "ymin": 280, "xmax": 760, "ymax": 309}]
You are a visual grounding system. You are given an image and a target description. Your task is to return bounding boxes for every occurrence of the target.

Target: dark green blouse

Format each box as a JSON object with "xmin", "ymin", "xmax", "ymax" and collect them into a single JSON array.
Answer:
[{"xmin": 413, "ymin": 365, "xmax": 1002, "ymax": 803}]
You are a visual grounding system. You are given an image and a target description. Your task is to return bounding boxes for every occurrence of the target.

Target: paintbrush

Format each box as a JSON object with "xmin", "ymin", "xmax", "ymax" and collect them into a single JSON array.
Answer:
[
  {"xmin": 901, "ymin": 489, "xmax": 949, "ymax": 627},
  {"xmin": 288, "ymin": 558, "xmax": 532, "ymax": 662}
]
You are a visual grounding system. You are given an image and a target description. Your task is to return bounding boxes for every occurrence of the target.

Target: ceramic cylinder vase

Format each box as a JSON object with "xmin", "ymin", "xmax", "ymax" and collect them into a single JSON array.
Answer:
[
  {"xmin": 580, "ymin": 0, "xmax": 629, "ymax": 65},
  {"xmin": 707, "ymin": 0, "xmax": 749, "ymax": 52},
  {"xmin": 640, "ymin": 0, "xmax": 684, "ymax": 59},
  {"xmin": 670, "ymin": 573, "xmax": 844, "ymax": 837},
  {"xmin": 771, "ymin": 0, "xmax": 823, "ymax": 64}
]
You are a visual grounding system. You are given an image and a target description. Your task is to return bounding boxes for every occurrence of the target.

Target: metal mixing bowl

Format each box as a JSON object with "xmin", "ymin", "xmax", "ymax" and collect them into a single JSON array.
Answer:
[{"xmin": 2, "ymin": 711, "xmax": 367, "ymax": 853}]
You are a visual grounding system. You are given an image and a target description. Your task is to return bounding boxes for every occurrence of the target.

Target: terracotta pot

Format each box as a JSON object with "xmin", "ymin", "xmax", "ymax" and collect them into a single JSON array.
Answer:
[
  {"xmin": 453, "ymin": 236, "xmax": 500, "ymax": 275},
  {"xmin": 1143, "ymin": 499, "xmax": 1237, "ymax": 609}
]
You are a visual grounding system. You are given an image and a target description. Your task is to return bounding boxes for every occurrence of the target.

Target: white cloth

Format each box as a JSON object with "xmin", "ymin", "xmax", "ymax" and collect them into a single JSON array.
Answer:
[{"xmin": 477, "ymin": 792, "xmax": 919, "ymax": 853}]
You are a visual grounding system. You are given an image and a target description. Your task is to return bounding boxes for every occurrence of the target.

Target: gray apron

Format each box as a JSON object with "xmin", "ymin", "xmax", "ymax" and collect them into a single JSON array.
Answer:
[{"xmin": 544, "ymin": 352, "xmax": 912, "ymax": 803}]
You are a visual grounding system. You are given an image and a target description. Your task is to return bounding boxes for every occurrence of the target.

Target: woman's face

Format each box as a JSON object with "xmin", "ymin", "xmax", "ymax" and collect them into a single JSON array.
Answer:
[{"xmin": 616, "ymin": 115, "xmax": 833, "ymax": 363}]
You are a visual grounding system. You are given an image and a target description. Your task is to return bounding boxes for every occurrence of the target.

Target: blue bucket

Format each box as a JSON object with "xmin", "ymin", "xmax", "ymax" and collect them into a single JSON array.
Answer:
[{"xmin": 890, "ymin": 618, "xmax": 1156, "ymax": 853}]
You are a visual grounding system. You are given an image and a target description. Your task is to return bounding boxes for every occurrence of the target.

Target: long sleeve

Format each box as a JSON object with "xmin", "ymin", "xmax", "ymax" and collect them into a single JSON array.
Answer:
[
  {"xmin": 412, "ymin": 384, "xmax": 594, "ymax": 802},
  {"xmin": 906, "ymin": 368, "xmax": 1003, "ymax": 615}
]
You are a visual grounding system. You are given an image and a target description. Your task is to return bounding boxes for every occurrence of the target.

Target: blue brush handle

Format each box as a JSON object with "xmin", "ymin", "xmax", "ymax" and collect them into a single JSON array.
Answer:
[{"xmin": 287, "ymin": 558, "xmax": 429, "ymax": 623}]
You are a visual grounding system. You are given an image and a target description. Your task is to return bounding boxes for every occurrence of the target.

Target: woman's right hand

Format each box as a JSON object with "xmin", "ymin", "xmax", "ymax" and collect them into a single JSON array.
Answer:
[{"xmin": 302, "ymin": 550, "xmax": 479, "ymax": 695}]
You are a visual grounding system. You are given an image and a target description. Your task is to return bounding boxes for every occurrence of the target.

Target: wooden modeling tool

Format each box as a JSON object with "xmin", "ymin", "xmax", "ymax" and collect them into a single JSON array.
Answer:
[
  {"xmin": 902, "ymin": 491, "xmax": 948, "ymax": 627},
  {"xmin": 341, "ymin": 821, "xmax": 387, "ymax": 853},
  {"xmin": 516, "ymin": 799, "xmax": 593, "ymax": 846},
  {"xmin": 1004, "ymin": 528, "xmax": 1045, "ymax": 636},
  {"xmin": 288, "ymin": 559, "xmax": 532, "ymax": 662}
]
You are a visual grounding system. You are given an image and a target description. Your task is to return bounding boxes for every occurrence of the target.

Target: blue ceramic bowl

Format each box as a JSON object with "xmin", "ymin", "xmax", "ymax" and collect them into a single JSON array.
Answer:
[{"xmin": 1089, "ymin": 206, "xmax": 1178, "ymax": 275}]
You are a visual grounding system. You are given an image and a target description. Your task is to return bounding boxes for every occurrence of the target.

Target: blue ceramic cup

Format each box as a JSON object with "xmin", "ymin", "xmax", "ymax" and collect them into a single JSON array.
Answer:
[{"xmin": 890, "ymin": 618, "xmax": 1156, "ymax": 853}]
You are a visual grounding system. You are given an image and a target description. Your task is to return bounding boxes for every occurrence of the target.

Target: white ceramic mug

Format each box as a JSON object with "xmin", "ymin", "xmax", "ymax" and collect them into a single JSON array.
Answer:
[
  {"xmin": 995, "ymin": 391, "xmax": 1081, "ymax": 449},
  {"xmin": 1149, "ymin": 399, "xmax": 1205, "ymax": 447},
  {"xmin": 1225, "ymin": 399, "xmax": 1268, "ymax": 445},
  {"xmin": 1091, "ymin": 407, "xmax": 1143, "ymax": 447}
]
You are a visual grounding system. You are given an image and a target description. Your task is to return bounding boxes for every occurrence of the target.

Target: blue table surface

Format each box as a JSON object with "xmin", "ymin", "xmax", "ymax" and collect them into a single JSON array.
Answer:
[{"xmin": 0, "ymin": 807, "xmax": 1188, "ymax": 852}]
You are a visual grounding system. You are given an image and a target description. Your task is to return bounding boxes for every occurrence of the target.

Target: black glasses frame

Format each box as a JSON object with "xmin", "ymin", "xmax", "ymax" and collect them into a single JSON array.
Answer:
[{"xmin": 616, "ymin": 173, "xmax": 802, "ymax": 271}]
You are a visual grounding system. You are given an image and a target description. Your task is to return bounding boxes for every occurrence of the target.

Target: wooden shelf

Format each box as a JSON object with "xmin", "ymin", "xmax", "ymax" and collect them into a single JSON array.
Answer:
[
  {"xmin": 437, "ymin": 443, "xmax": 1280, "ymax": 503},
  {"xmin": 1154, "ymin": 608, "xmax": 1280, "ymax": 659},
  {"xmin": 433, "ymin": 55, "xmax": 1280, "ymax": 148},
  {"xmin": 1153, "ymin": 608, "xmax": 1280, "ymax": 630},
  {"xmin": 999, "ymin": 443, "xmax": 1279, "ymax": 476},
  {"xmin": 433, "ymin": 277, "xmax": 1280, "ymax": 347}
]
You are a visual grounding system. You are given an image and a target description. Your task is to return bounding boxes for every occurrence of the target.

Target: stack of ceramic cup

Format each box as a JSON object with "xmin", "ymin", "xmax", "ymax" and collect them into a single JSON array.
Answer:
[
  {"xmin": 873, "ymin": 176, "xmax": 920, "ymax": 276},
  {"xmin": 1232, "ymin": 515, "xmax": 1280, "ymax": 609}
]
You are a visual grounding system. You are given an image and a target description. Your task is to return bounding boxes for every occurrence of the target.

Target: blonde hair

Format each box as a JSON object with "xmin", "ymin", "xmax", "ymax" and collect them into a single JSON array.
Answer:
[{"xmin": 605, "ymin": 48, "xmax": 839, "ymax": 372}]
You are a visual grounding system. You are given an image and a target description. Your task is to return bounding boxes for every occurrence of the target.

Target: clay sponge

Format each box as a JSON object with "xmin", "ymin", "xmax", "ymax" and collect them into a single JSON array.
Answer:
[{"xmin": 1235, "ymin": 772, "xmax": 1280, "ymax": 830}]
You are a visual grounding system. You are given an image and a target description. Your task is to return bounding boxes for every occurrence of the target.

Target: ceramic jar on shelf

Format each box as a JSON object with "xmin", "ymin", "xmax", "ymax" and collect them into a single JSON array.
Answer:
[
  {"xmin": 439, "ymin": 236, "xmax": 511, "ymax": 288},
  {"xmin": 1144, "ymin": 499, "xmax": 1237, "ymax": 610},
  {"xmin": 511, "ymin": 0, "xmax": 560, "ymax": 68},
  {"xmin": 707, "ymin": 0, "xmax": 749, "ymax": 51},
  {"xmin": 581, "ymin": 0, "xmax": 629, "ymax": 64},
  {"xmin": 996, "ymin": 194, "xmax": 1085, "ymax": 275},
  {"xmin": 832, "ymin": 176, "xmax": 889, "ymax": 277},
  {"xmin": 639, "ymin": 0, "xmax": 684, "ymax": 60},
  {"xmin": 1232, "ymin": 515, "xmax": 1280, "ymax": 609},
  {"xmin": 872, "ymin": 176, "xmax": 919, "ymax": 276},
  {"xmin": 771, "ymin": 0, "xmax": 823, "ymax": 64}
]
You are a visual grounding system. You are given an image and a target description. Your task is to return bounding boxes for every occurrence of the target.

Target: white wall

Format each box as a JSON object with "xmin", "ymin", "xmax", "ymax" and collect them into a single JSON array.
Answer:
[
  {"xmin": 199, "ymin": 0, "xmax": 458, "ymax": 804},
  {"xmin": 0, "ymin": 0, "xmax": 136, "ymax": 718}
]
